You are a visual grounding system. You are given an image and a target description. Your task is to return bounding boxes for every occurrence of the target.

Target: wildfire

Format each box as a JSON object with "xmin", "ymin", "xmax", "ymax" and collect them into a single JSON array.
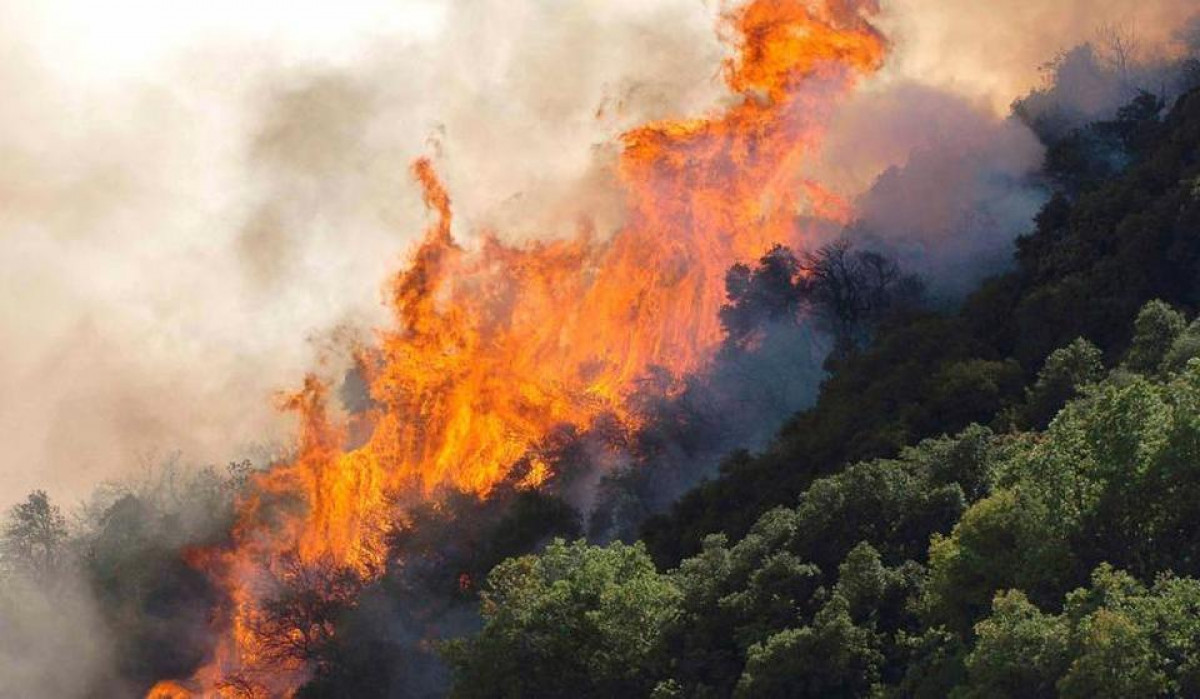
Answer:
[{"xmin": 150, "ymin": 1, "xmax": 886, "ymax": 695}]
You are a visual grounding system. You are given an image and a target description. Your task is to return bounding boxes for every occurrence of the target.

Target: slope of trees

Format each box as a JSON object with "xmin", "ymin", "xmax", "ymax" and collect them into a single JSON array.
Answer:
[
  {"xmin": 445, "ymin": 306, "xmax": 1200, "ymax": 697},
  {"xmin": 441, "ymin": 87, "xmax": 1200, "ymax": 696}
]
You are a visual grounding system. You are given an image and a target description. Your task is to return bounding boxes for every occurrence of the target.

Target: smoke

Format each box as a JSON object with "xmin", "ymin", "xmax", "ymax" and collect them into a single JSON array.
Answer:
[
  {"xmin": 585, "ymin": 318, "xmax": 832, "ymax": 541},
  {"xmin": 0, "ymin": 573, "xmax": 115, "ymax": 698},
  {"xmin": 813, "ymin": 84, "xmax": 1048, "ymax": 298},
  {"xmin": 0, "ymin": 16, "xmax": 315, "ymax": 507},
  {"xmin": 0, "ymin": 0, "xmax": 726, "ymax": 509},
  {"xmin": 0, "ymin": 458, "xmax": 247, "ymax": 698},
  {"xmin": 805, "ymin": 1, "xmax": 1200, "ymax": 300},
  {"xmin": 875, "ymin": 0, "xmax": 1199, "ymax": 112}
]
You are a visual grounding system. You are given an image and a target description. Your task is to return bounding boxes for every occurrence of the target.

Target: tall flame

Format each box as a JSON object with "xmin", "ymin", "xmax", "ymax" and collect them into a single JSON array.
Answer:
[{"xmin": 150, "ymin": 1, "xmax": 885, "ymax": 695}]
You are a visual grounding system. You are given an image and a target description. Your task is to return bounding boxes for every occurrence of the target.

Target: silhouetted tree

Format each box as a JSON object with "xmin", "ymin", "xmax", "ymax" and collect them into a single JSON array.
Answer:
[
  {"xmin": 720, "ymin": 244, "xmax": 803, "ymax": 350},
  {"xmin": 248, "ymin": 551, "xmax": 363, "ymax": 670},
  {"xmin": 1, "ymin": 490, "xmax": 68, "ymax": 584},
  {"xmin": 720, "ymin": 240, "xmax": 922, "ymax": 358}
]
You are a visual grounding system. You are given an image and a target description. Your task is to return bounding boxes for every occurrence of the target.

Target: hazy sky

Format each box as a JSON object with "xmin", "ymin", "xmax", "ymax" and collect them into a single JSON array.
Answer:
[{"xmin": 1, "ymin": 0, "xmax": 1195, "ymax": 508}]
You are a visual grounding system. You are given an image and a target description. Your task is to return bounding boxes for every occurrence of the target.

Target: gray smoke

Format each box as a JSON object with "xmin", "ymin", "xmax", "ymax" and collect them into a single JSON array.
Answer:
[
  {"xmin": 831, "ymin": 84, "xmax": 1048, "ymax": 299},
  {"xmin": 0, "ymin": 572, "xmax": 116, "ymax": 698}
]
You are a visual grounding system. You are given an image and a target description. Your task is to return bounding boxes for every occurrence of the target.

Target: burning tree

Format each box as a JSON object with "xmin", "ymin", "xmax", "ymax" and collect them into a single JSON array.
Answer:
[{"xmin": 246, "ymin": 552, "xmax": 363, "ymax": 670}]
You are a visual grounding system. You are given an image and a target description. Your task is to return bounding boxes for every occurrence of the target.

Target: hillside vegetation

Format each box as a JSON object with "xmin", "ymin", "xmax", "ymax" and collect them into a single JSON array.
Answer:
[{"xmin": 444, "ymin": 88, "xmax": 1200, "ymax": 697}]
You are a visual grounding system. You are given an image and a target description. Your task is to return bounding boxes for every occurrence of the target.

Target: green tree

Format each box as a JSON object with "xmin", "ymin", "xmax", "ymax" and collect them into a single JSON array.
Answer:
[
  {"xmin": 962, "ymin": 590, "xmax": 1069, "ymax": 698},
  {"xmin": 1058, "ymin": 566, "xmax": 1200, "ymax": 698},
  {"xmin": 789, "ymin": 428, "xmax": 994, "ymax": 574},
  {"xmin": 1059, "ymin": 608, "xmax": 1166, "ymax": 698},
  {"xmin": 1161, "ymin": 319, "xmax": 1200, "ymax": 374},
  {"xmin": 663, "ymin": 509, "xmax": 809, "ymax": 697},
  {"xmin": 734, "ymin": 597, "xmax": 882, "ymax": 699},
  {"xmin": 82, "ymin": 492, "xmax": 217, "ymax": 685},
  {"xmin": 442, "ymin": 539, "xmax": 680, "ymax": 699},
  {"xmin": 960, "ymin": 565, "xmax": 1200, "ymax": 699},
  {"xmin": 1125, "ymin": 300, "xmax": 1186, "ymax": 374},
  {"xmin": 1018, "ymin": 338, "xmax": 1104, "ymax": 429},
  {"xmin": 923, "ymin": 487, "xmax": 1076, "ymax": 634}
]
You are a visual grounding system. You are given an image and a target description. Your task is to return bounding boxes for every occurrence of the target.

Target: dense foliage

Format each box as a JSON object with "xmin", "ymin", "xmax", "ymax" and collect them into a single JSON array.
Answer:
[{"xmin": 446, "ymin": 316, "xmax": 1200, "ymax": 697}]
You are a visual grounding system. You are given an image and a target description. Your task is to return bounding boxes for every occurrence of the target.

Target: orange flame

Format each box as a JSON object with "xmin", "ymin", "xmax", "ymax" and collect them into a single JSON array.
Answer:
[{"xmin": 153, "ymin": 1, "xmax": 885, "ymax": 695}]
